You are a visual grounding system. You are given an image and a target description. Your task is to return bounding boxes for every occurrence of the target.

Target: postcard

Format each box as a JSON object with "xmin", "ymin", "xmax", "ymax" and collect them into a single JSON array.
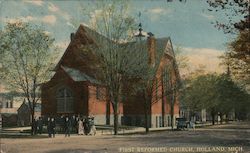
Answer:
[{"xmin": 0, "ymin": 0, "xmax": 249, "ymax": 153}]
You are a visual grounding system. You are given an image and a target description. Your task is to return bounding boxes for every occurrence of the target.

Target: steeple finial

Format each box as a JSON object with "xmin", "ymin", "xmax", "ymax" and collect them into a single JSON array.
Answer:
[{"xmin": 135, "ymin": 11, "xmax": 145, "ymax": 38}]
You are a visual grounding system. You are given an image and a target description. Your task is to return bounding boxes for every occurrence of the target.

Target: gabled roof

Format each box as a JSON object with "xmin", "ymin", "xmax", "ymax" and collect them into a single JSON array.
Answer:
[
  {"xmin": 126, "ymin": 37, "xmax": 171, "ymax": 69},
  {"xmin": 18, "ymin": 102, "xmax": 41, "ymax": 112},
  {"xmin": 61, "ymin": 66, "xmax": 101, "ymax": 84},
  {"xmin": 54, "ymin": 24, "xmax": 181, "ymax": 84}
]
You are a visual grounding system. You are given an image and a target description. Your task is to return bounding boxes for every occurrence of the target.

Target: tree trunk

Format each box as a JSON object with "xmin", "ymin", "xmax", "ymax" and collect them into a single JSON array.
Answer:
[
  {"xmin": 145, "ymin": 101, "xmax": 149, "ymax": 133},
  {"xmin": 112, "ymin": 102, "xmax": 119, "ymax": 135},
  {"xmin": 225, "ymin": 113, "xmax": 229, "ymax": 123},
  {"xmin": 220, "ymin": 113, "xmax": 223, "ymax": 124},
  {"xmin": 170, "ymin": 90, "xmax": 175, "ymax": 130},
  {"xmin": 106, "ymin": 100, "xmax": 110, "ymax": 125},
  {"xmin": 161, "ymin": 78, "xmax": 165, "ymax": 127},
  {"xmin": 143, "ymin": 91, "xmax": 150, "ymax": 133},
  {"xmin": 162, "ymin": 100, "xmax": 165, "ymax": 127},
  {"xmin": 31, "ymin": 110, "xmax": 35, "ymax": 135},
  {"xmin": 145, "ymin": 111, "xmax": 149, "ymax": 133},
  {"xmin": 211, "ymin": 113, "xmax": 215, "ymax": 125},
  {"xmin": 171, "ymin": 109, "xmax": 174, "ymax": 130}
]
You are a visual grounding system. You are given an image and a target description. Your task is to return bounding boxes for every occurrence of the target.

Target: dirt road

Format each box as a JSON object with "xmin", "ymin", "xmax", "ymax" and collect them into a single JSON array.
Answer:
[{"xmin": 1, "ymin": 122, "xmax": 249, "ymax": 153}]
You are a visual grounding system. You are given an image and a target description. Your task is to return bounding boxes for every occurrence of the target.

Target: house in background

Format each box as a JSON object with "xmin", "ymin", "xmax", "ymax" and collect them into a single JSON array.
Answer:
[
  {"xmin": 0, "ymin": 84, "xmax": 25, "ymax": 127},
  {"xmin": 17, "ymin": 101, "xmax": 41, "ymax": 126},
  {"xmin": 41, "ymin": 25, "xmax": 180, "ymax": 128}
]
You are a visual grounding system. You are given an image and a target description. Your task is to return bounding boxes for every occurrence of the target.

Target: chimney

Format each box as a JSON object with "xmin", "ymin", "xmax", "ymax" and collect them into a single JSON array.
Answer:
[
  {"xmin": 147, "ymin": 32, "xmax": 156, "ymax": 66},
  {"xmin": 70, "ymin": 33, "xmax": 75, "ymax": 41}
]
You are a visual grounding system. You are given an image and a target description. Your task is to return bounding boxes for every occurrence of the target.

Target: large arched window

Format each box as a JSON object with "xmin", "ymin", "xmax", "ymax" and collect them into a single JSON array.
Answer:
[{"xmin": 56, "ymin": 87, "xmax": 74, "ymax": 113}]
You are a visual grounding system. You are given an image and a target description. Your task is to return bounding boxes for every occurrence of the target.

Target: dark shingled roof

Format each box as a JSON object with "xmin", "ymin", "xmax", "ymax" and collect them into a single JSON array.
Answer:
[
  {"xmin": 18, "ymin": 102, "xmax": 41, "ymax": 112},
  {"xmin": 54, "ymin": 24, "xmax": 180, "ymax": 83},
  {"xmin": 61, "ymin": 66, "xmax": 101, "ymax": 84},
  {"xmin": 81, "ymin": 24, "xmax": 174, "ymax": 60}
]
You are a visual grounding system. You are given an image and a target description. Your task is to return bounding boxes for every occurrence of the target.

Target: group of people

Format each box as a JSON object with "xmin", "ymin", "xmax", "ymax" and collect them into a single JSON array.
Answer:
[
  {"xmin": 47, "ymin": 117, "xmax": 56, "ymax": 137},
  {"xmin": 32, "ymin": 115, "xmax": 96, "ymax": 138},
  {"xmin": 78, "ymin": 116, "xmax": 96, "ymax": 136},
  {"xmin": 32, "ymin": 117, "xmax": 44, "ymax": 135}
]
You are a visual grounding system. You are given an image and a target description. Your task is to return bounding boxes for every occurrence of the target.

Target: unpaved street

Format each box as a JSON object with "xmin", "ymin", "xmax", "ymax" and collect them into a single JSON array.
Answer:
[{"xmin": 1, "ymin": 122, "xmax": 249, "ymax": 153}]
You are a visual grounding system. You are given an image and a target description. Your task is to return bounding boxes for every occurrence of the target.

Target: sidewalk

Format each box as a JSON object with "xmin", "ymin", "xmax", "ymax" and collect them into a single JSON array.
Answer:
[{"xmin": 0, "ymin": 122, "xmax": 229, "ymax": 137}]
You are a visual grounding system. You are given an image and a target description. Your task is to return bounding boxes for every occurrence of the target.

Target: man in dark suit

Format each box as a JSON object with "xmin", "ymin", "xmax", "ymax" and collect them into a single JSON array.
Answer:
[
  {"xmin": 32, "ymin": 118, "xmax": 38, "ymax": 135},
  {"xmin": 47, "ymin": 117, "xmax": 51, "ymax": 137},
  {"xmin": 51, "ymin": 117, "xmax": 56, "ymax": 138},
  {"xmin": 71, "ymin": 115, "xmax": 77, "ymax": 133},
  {"xmin": 65, "ymin": 116, "xmax": 71, "ymax": 137},
  {"xmin": 37, "ymin": 117, "xmax": 43, "ymax": 134}
]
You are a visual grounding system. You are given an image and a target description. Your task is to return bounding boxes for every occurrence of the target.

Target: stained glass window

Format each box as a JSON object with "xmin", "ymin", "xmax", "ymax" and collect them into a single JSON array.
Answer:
[{"xmin": 56, "ymin": 87, "xmax": 74, "ymax": 113}]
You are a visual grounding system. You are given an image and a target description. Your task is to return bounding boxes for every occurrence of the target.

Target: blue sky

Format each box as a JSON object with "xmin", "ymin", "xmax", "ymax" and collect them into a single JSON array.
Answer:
[{"xmin": 0, "ymin": 0, "xmax": 237, "ymax": 73}]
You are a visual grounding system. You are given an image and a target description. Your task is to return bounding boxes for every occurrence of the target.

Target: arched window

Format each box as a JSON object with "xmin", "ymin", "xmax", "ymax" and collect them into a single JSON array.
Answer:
[{"xmin": 56, "ymin": 87, "xmax": 74, "ymax": 113}]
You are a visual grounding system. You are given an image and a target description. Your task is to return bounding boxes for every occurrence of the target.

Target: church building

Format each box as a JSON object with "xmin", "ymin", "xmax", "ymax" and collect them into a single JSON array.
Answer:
[{"xmin": 41, "ymin": 24, "xmax": 180, "ymax": 128}]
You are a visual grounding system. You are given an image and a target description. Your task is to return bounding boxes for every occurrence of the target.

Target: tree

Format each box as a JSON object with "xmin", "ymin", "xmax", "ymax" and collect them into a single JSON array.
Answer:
[
  {"xmin": 207, "ymin": 0, "xmax": 249, "ymax": 34},
  {"xmin": 207, "ymin": 0, "xmax": 249, "ymax": 90},
  {"xmin": 182, "ymin": 73, "xmax": 249, "ymax": 124},
  {"xmin": 132, "ymin": 42, "xmax": 158, "ymax": 133},
  {"xmin": 0, "ymin": 22, "xmax": 57, "ymax": 135},
  {"xmin": 174, "ymin": 46, "xmax": 189, "ymax": 71},
  {"xmin": 182, "ymin": 74, "xmax": 218, "ymax": 124},
  {"xmin": 227, "ymin": 29, "xmax": 250, "ymax": 87},
  {"xmin": 161, "ymin": 59, "xmax": 181, "ymax": 130},
  {"xmin": 219, "ymin": 29, "xmax": 250, "ymax": 91},
  {"xmin": 73, "ymin": 0, "xmax": 186, "ymax": 134},
  {"xmin": 76, "ymin": 0, "xmax": 142, "ymax": 135}
]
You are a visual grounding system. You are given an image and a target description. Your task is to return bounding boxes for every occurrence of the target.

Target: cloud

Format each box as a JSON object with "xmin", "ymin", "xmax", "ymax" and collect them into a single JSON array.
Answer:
[
  {"xmin": 1, "ymin": 15, "xmax": 57, "ymax": 25},
  {"xmin": 24, "ymin": 0, "xmax": 43, "ymax": 6},
  {"xmin": 42, "ymin": 15, "xmax": 57, "ymax": 25},
  {"xmin": 67, "ymin": 22, "xmax": 76, "ymax": 28},
  {"xmin": 88, "ymin": 9, "xmax": 103, "ymax": 28},
  {"xmin": 148, "ymin": 8, "xmax": 172, "ymax": 14},
  {"xmin": 147, "ymin": 7, "xmax": 172, "ymax": 21},
  {"xmin": 55, "ymin": 41, "xmax": 69, "ymax": 50},
  {"xmin": 0, "ymin": 16, "xmax": 34, "ymax": 23},
  {"xmin": 181, "ymin": 47, "xmax": 224, "ymax": 74},
  {"xmin": 55, "ymin": 41, "xmax": 69, "ymax": 61},
  {"xmin": 48, "ymin": 3, "xmax": 59, "ymax": 12},
  {"xmin": 60, "ymin": 12, "xmax": 71, "ymax": 21},
  {"xmin": 43, "ymin": 31, "xmax": 51, "ymax": 35},
  {"xmin": 201, "ymin": 13, "xmax": 215, "ymax": 20},
  {"xmin": 49, "ymin": 4, "xmax": 71, "ymax": 21}
]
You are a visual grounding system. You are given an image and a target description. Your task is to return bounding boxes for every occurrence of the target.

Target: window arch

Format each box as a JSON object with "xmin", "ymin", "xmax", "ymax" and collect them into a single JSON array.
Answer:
[{"xmin": 56, "ymin": 87, "xmax": 74, "ymax": 113}]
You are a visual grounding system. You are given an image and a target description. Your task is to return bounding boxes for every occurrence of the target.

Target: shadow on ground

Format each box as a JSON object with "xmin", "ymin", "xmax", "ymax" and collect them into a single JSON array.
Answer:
[
  {"xmin": 0, "ymin": 134, "xmax": 48, "ymax": 139},
  {"xmin": 46, "ymin": 148, "xmax": 109, "ymax": 153}
]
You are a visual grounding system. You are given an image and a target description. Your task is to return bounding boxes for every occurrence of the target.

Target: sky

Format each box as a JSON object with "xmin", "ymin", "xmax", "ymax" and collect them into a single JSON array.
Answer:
[{"xmin": 0, "ymin": 0, "xmax": 238, "ymax": 74}]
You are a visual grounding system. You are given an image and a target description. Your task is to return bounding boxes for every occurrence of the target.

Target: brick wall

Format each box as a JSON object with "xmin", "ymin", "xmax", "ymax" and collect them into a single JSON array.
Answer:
[{"xmin": 41, "ymin": 67, "xmax": 88, "ymax": 116}]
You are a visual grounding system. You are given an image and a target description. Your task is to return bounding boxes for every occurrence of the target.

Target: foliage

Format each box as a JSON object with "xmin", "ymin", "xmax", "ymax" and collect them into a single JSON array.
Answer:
[
  {"xmin": 229, "ymin": 29, "xmax": 250, "ymax": 63},
  {"xmin": 219, "ymin": 29, "xmax": 250, "ymax": 90},
  {"xmin": 162, "ymin": 64, "xmax": 179, "ymax": 129},
  {"xmin": 182, "ymin": 73, "xmax": 250, "ymax": 121},
  {"xmin": 77, "ymin": 0, "xmax": 141, "ymax": 135},
  {"xmin": 74, "ymin": 0, "xmax": 185, "ymax": 133},
  {"xmin": 174, "ymin": 46, "xmax": 189, "ymax": 70},
  {"xmin": 0, "ymin": 22, "xmax": 58, "ymax": 134},
  {"xmin": 207, "ymin": 0, "xmax": 249, "ymax": 34},
  {"xmin": 208, "ymin": 0, "xmax": 250, "ymax": 89}
]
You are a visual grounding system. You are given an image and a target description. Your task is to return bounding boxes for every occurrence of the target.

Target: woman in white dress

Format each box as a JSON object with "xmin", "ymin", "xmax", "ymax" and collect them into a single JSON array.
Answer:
[{"xmin": 78, "ymin": 118, "xmax": 84, "ymax": 135}]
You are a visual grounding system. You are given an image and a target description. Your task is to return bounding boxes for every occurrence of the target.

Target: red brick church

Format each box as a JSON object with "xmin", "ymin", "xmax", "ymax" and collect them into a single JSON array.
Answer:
[{"xmin": 41, "ymin": 24, "xmax": 180, "ymax": 128}]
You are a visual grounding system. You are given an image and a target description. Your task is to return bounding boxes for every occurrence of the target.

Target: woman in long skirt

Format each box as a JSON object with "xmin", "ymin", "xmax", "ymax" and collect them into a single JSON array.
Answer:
[{"xmin": 78, "ymin": 118, "xmax": 84, "ymax": 135}]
